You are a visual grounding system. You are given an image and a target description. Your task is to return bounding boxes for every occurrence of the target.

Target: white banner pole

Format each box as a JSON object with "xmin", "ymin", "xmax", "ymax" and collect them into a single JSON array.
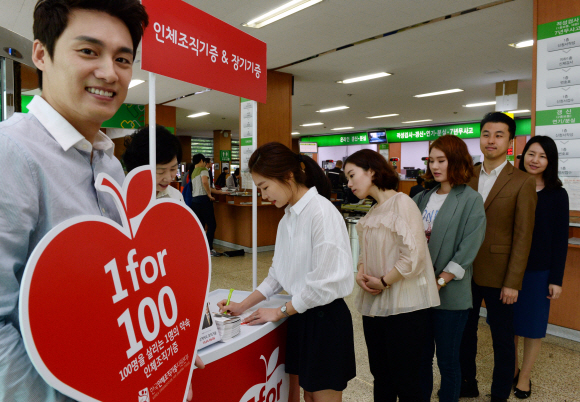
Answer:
[
  {"xmin": 252, "ymin": 102, "xmax": 258, "ymax": 291},
  {"xmin": 149, "ymin": 72, "xmax": 156, "ymax": 190}
]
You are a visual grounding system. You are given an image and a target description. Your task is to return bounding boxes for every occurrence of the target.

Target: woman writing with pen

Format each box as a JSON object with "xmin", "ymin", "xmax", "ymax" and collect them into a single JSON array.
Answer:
[{"xmin": 217, "ymin": 142, "xmax": 356, "ymax": 402}]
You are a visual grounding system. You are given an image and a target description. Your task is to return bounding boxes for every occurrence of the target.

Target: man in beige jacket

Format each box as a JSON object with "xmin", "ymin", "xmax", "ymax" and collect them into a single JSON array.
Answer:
[{"xmin": 460, "ymin": 112, "xmax": 537, "ymax": 402}]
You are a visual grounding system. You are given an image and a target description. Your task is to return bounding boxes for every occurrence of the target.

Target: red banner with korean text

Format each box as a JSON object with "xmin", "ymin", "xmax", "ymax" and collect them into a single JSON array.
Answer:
[{"xmin": 141, "ymin": 0, "xmax": 267, "ymax": 103}]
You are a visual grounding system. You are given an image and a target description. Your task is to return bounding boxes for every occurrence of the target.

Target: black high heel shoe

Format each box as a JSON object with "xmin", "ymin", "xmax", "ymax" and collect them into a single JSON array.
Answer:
[{"xmin": 514, "ymin": 380, "xmax": 532, "ymax": 399}]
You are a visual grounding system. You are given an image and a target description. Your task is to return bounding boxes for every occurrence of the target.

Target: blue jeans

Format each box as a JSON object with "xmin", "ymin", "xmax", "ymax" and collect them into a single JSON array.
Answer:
[{"xmin": 421, "ymin": 309, "xmax": 469, "ymax": 402}]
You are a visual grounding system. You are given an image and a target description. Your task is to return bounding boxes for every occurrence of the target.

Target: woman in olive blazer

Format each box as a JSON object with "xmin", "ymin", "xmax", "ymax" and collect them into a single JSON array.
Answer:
[{"xmin": 413, "ymin": 136, "xmax": 487, "ymax": 402}]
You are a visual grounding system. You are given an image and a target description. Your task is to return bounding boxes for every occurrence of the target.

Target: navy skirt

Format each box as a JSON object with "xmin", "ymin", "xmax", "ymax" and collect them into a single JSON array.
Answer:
[
  {"xmin": 513, "ymin": 270, "xmax": 551, "ymax": 339},
  {"xmin": 285, "ymin": 298, "xmax": 356, "ymax": 392}
]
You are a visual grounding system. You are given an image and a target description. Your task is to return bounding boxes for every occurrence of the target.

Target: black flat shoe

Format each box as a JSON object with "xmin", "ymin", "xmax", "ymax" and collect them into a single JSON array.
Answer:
[
  {"xmin": 514, "ymin": 380, "xmax": 532, "ymax": 399},
  {"xmin": 459, "ymin": 379, "xmax": 479, "ymax": 398}
]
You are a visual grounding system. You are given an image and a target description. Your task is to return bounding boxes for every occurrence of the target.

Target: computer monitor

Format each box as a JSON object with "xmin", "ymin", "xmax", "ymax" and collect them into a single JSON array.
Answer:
[{"xmin": 368, "ymin": 131, "xmax": 387, "ymax": 143}]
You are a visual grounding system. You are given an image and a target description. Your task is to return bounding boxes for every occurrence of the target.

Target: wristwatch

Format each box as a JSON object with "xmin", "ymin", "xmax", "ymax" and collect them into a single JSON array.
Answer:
[
  {"xmin": 280, "ymin": 303, "xmax": 290, "ymax": 317},
  {"xmin": 437, "ymin": 277, "xmax": 447, "ymax": 288},
  {"xmin": 380, "ymin": 276, "xmax": 391, "ymax": 289}
]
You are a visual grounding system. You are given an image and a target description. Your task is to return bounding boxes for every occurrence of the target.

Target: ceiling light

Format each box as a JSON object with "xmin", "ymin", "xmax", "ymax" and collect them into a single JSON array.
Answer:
[
  {"xmin": 401, "ymin": 119, "xmax": 433, "ymax": 124},
  {"xmin": 128, "ymin": 79, "xmax": 145, "ymax": 88},
  {"xmin": 331, "ymin": 127, "xmax": 354, "ymax": 131},
  {"xmin": 414, "ymin": 89, "xmax": 463, "ymax": 98},
  {"xmin": 507, "ymin": 109, "xmax": 530, "ymax": 114},
  {"xmin": 291, "ymin": 132, "xmax": 300, "ymax": 135},
  {"xmin": 337, "ymin": 72, "xmax": 391, "ymax": 84},
  {"xmin": 509, "ymin": 40, "xmax": 533, "ymax": 48},
  {"xmin": 367, "ymin": 114, "xmax": 399, "ymax": 119},
  {"xmin": 300, "ymin": 122, "xmax": 323, "ymax": 127},
  {"xmin": 317, "ymin": 106, "xmax": 349, "ymax": 113},
  {"xmin": 243, "ymin": 0, "xmax": 323, "ymax": 28},
  {"xmin": 187, "ymin": 112, "xmax": 210, "ymax": 118},
  {"xmin": 463, "ymin": 101, "xmax": 496, "ymax": 107}
]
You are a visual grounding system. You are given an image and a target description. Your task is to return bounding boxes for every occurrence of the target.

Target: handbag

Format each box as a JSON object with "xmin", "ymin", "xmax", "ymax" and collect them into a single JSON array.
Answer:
[{"xmin": 182, "ymin": 179, "xmax": 193, "ymax": 207}]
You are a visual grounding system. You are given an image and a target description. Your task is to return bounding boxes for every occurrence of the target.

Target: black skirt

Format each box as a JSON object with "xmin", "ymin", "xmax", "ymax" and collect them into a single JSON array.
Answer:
[{"xmin": 285, "ymin": 298, "xmax": 356, "ymax": 392}]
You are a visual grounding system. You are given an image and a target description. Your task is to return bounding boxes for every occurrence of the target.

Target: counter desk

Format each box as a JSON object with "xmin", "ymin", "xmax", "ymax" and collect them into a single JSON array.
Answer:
[
  {"xmin": 212, "ymin": 193, "xmax": 285, "ymax": 250},
  {"xmin": 398, "ymin": 179, "xmax": 418, "ymax": 196},
  {"xmin": 192, "ymin": 289, "xmax": 291, "ymax": 401},
  {"xmin": 547, "ymin": 224, "xmax": 580, "ymax": 332}
]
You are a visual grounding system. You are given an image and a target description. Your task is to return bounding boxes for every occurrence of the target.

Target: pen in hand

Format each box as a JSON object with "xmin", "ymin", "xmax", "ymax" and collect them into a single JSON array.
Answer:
[{"xmin": 223, "ymin": 288, "xmax": 234, "ymax": 314}]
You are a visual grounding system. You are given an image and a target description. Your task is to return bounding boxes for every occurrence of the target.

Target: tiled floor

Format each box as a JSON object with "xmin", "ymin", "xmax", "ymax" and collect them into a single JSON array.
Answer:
[{"xmin": 210, "ymin": 247, "xmax": 580, "ymax": 402}]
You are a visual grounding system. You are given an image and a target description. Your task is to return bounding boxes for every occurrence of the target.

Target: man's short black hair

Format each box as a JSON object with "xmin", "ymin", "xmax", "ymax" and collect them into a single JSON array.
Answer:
[
  {"xmin": 192, "ymin": 153, "xmax": 205, "ymax": 165},
  {"xmin": 122, "ymin": 125, "xmax": 182, "ymax": 172},
  {"xmin": 204, "ymin": 157, "xmax": 211, "ymax": 164},
  {"xmin": 416, "ymin": 176, "xmax": 424, "ymax": 185},
  {"xmin": 223, "ymin": 166, "xmax": 229, "ymax": 172},
  {"xmin": 480, "ymin": 112, "xmax": 516, "ymax": 140},
  {"xmin": 33, "ymin": 0, "xmax": 149, "ymax": 88}
]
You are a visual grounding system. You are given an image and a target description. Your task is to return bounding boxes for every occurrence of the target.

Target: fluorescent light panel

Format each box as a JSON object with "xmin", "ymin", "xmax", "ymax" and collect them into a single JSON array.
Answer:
[
  {"xmin": 291, "ymin": 132, "xmax": 300, "ymax": 135},
  {"xmin": 509, "ymin": 40, "xmax": 533, "ymax": 48},
  {"xmin": 331, "ymin": 127, "xmax": 354, "ymax": 131},
  {"xmin": 367, "ymin": 114, "xmax": 399, "ymax": 119},
  {"xmin": 414, "ymin": 89, "xmax": 463, "ymax": 98},
  {"xmin": 243, "ymin": 0, "xmax": 323, "ymax": 28},
  {"xmin": 337, "ymin": 72, "xmax": 391, "ymax": 84},
  {"xmin": 300, "ymin": 122, "xmax": 323, "ymax": 126},
  {"xmin": 402, "ymin": 119, "xmax": 433, "ymax": 124},
  {"xmin": 464, "ymin": 101, "xmax": 496, "ymax": 107},
  {"xmin": 317, "ymin": 106, "xmax": 349, "ymax": 113},
  {"xmin": 129, "ymin": 79, "xmax": 145, "ymax": 88},
  {"xmin": 187, "ymin": 112, "xmax": 210, "ymax": 118},
  {"xmin": 507, "ymin": 109, "xmax": 531, "ymax": 114}
]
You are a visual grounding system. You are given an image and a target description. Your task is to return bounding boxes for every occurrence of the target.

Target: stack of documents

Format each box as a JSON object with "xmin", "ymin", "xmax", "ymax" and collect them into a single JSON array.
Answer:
[{"xmin": 213, "ymin": 314, "xmax": 242, "ymax": 342}]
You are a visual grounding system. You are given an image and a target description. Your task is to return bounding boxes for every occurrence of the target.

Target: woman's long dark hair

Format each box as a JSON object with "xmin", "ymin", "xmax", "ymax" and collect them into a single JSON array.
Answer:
[
  {"xmin": 248, "ymin": 142, "xmax": 331, "ymax": 199},
  {"xmin": 519, "ymin": 135, "xmax": 562, "ymax": 189}
]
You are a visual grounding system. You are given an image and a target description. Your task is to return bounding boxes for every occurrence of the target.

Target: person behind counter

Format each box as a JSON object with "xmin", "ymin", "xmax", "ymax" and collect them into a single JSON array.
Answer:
[
  {"xmin": 0, "ymin": 1, "xmax": 149, "ymax": 400},
  {"xmin": 122, "ymin": 125, "xmax": 183, "ymax": 201},
  {"xmin": 512, "ymin": 136, "xmax": 569, "ymax": 399},
  {"xmin": 344, "ymin": 149, "xmax": 440, "ymax": 402},
  {"xmin": 217, "ymin": 142, "xmax": 355, "ymax": 402},
  {"xmin": 460, "ymin": 112, "xmax": 537, "ymax": 402},
  {"xmin": 189, "ymin": 154, "xmax": 222, "ymax": 257},
  {"xmin": 409, "ymin": 176, "xmax": 426, "ymax": 198},
  {"xmin": 226, "ymin": 168, "xmax": 240, "ymax": 188},
  {"xmin": 214, "ymin": 166, "xmax": 229, "ymax": 188},
  {"xmin": 413, "ymin": 135, "xmax": 486, "ymax": 402}
]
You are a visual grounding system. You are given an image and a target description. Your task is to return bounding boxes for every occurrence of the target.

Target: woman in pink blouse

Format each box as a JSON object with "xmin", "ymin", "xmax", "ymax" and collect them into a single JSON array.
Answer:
[{"xmin": 345, "ymin": 149, "xmax": 440, "ymax": 402}]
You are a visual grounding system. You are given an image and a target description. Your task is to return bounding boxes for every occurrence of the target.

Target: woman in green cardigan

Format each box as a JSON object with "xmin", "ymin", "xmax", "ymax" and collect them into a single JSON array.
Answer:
[{"xmin": 413, "ymin": 135, "xmax": 487, "ymax": 402}]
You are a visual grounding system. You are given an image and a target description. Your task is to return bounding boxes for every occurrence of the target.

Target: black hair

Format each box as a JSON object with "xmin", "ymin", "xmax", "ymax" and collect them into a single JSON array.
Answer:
[
  {"xmin": 192, "ymin": 153, "xmax": 205, "ymax": 165},
  {"xmin": 248, "ymin": 142, "xmax": 331, "ymax": 200},
  {"xmin": 234, "ymin": 168, "xmax": 240, "ymax": 176},
  {"xmin": 122, "ymin": 125, "xmax": 182, "ymax": 172},
  {"xmin": 33, "ymin": 0, "xmax": 149, "ymax": 88},
  {"xmin": 223, "ymin": 166, "xmax": 229, "ymax": 172},
  {"xmin": 480, "ymin": 112, "xmax": 516, "ymax": 140},
  {"xmin": 416, "ymin": 176, "xmax": 424, "ymax": 185},
  {"xmin": 519, "ymin": 136, "xmax": 562, "ymax": 189},
  {"xmin": 204, "ymin": 157, "xmax": 211, "ymax": 164}
]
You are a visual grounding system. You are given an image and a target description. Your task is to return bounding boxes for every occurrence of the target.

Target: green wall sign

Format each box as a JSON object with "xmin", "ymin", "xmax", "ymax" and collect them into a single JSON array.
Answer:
[
  {"xmin": 301, "ymin": 132, "xmax": 369, "ymax": 147},
  {"xmin": 220, "ymin": 150, "xmax": 231, "ymax": 161},
  {"xmin": 386, "ymin": 119, "xmax": 531, "ymax": 143},
  {"xmin": 537, "ymin": 16, "xmax": 580, "ymax": 40},
  {"xmin": 102, "ymin": 104, "xmax": 145, "ymax": 129}
]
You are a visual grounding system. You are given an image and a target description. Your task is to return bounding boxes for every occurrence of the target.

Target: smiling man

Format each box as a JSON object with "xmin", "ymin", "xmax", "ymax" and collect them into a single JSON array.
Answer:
[
  {"xmin": 459, "ymin": 112, "xmax": 537, "ymax": 402},
  {"xmin": 0, "ymin": 1, "xmax": 148, "ymax": 400}
]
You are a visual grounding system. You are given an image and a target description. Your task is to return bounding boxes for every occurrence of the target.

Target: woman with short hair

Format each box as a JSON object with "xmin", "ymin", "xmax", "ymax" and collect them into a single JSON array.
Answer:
[
  {"xmin": 413, "ymin": 135, "xmax": 487, "ymax": 402},
  {"xmin": 345, "ymin": 149, "xmax": 440, "ymax": 402}
]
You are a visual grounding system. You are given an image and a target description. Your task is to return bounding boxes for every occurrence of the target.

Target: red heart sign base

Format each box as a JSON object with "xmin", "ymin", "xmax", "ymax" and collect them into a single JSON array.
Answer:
[{"xmin": 19, "ymin": 167, "xmax": 210, "ymax": 402}]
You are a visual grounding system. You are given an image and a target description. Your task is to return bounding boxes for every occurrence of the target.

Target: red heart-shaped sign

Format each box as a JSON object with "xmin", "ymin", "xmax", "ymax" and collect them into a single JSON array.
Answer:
[{"xmin": 19, "ymin": 167, "xmax": 210, "ymax": 402}]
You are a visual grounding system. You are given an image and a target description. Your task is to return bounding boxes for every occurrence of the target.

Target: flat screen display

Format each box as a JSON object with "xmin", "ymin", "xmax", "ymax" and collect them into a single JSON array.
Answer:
[
  {"xmin": 368, "ymin": 131, "xmax": 387, "ymax": 143},
  {"xmin": 299, "ymin": 142, "xmax": 318, "ymax": 153}
]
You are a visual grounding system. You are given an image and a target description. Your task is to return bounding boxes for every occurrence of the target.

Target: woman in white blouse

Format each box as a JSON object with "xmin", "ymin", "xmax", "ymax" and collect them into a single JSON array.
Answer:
[
  {"xmin": 344, "ymin": 149, "xmax": 440, "ymax": 402},
  {"xmin": 218, "ymin": 142, "xmax": 355, "ymax": 402}
]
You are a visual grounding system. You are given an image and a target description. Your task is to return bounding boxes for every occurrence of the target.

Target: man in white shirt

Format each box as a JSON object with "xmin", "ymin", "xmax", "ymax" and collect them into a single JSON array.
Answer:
[
  {"xmin": 0, "ymin": 1, "xmax": 148, "ymax": 400},
  {"xmin": 460, "ymin": 112, "xmax": 537, "ymax": 402}
]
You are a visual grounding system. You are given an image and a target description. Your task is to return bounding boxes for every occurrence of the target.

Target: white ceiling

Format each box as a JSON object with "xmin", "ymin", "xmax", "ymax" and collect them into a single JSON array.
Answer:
[{"xmin": 0, "ymin": 0, "xmax": 534, "ymax": 139}]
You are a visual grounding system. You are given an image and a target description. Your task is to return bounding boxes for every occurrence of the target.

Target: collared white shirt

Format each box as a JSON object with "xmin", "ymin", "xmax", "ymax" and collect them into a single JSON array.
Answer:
[
  {"xmin": 0, "ymin": 95, "xmax": 124, "ymax": 401},
  {"xmin": 256, "ymin": 187, "xmax": 354, "ymax": 313},
  {"xmin": 478, "ymin": 159, "xmax": 508, "ymax": 202},
  {"xmin": 157, "ymin": 185, "xmax": 184, "ymax": 202}
]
